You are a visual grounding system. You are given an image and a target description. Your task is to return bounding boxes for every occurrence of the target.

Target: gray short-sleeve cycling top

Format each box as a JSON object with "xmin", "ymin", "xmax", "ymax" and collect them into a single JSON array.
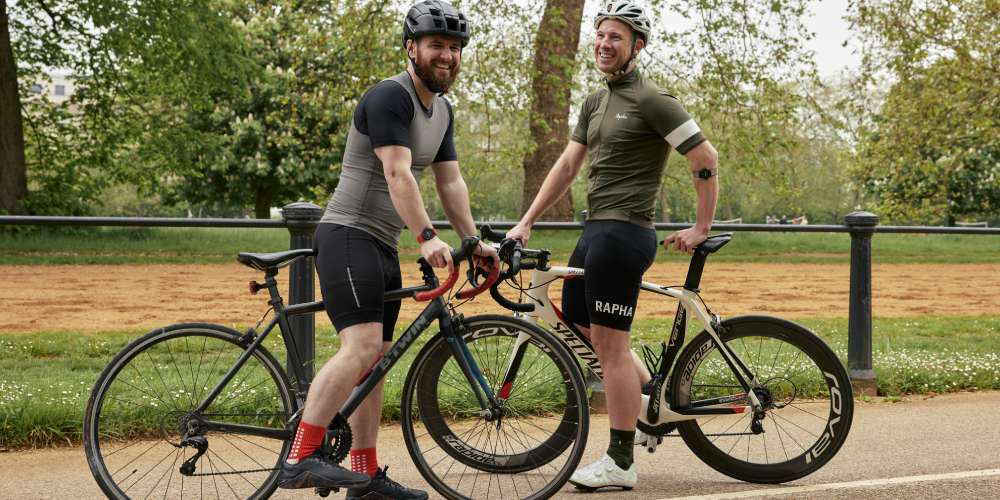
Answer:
[
  {"xmin": 319, "ymin": 72, "xmax": 455, "ymax": 247},
  {"xmin": 571, "ymin": 70, "xmax": 706, "ymax": 227}
]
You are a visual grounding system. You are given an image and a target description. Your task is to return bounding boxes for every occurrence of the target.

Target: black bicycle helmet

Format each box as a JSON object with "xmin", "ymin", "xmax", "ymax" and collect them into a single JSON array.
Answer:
[{"xmin": 402, "ymin": 0, "xmax": 471, "ymax": 48}]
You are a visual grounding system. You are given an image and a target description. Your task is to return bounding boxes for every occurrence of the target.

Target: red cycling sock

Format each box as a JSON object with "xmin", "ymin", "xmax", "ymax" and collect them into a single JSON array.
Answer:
[
  {"xmin": 286, "ymin": 420, "xmax": 326, "ymax": 464},
  {"xmin": 350, "ymin": 447, "xmax": 379, "ymax": 477}
]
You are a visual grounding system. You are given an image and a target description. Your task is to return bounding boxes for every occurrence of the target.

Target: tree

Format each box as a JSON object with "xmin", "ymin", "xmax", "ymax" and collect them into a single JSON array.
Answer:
[
  {"xmin": 642, "ymin": 0, "xmax": 823, "ymax": 222},
  {"xmin": 148, "ymin": 0, "xmax": 401, "ymax": 219},
  {"xmin": 0, "ymin": 0, "xmax": 26, "ymax": 214},
  {"xmin": 519, "ymin": 0, "xmax": 585, "ymax": 220},
  {"xmin": 849, "ymin": 0, "xmax": 1000, "ymax": 224},
  {"xmin": 6, "ymin": 0, "xmax": 251, "ymax": 216}
]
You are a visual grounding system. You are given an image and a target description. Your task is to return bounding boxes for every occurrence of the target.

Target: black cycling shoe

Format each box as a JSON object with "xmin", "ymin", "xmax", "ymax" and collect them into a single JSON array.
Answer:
[
  {"xmin": 346, "ymin": 466, "xmax": 428, "ymax": 500},
  {"xmin": 278, "ymin": 452, "xmax": 371, "ymax": 490}
]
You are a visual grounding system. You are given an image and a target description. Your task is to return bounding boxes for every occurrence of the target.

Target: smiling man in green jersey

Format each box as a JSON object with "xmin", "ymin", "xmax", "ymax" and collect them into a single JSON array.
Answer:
[{"xmin": 508, "ymin": 0, "xmax": 719, "ymax": 492}]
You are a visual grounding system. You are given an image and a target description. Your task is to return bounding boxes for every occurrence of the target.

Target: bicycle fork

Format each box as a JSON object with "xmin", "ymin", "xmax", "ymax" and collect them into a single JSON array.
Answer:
[{"xmin": 443, "ymin": 314, "xmax": 502, "ymax": 420}]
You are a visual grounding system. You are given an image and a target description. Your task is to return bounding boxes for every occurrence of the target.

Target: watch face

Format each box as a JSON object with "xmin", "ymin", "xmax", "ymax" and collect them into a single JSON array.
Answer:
[{"xmin": 421, "ymin": 228, "xmax": 436, "ymax": 242}]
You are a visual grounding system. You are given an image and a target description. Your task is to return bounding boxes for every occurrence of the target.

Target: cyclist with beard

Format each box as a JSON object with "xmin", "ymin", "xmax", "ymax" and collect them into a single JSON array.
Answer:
[
  {"xmin": 278, "ymin": 2, "xmax": 496, "ymax": 498},
  {"xmin": 508, "ymin": 0, "xmax": 720, "ymax": 492}
]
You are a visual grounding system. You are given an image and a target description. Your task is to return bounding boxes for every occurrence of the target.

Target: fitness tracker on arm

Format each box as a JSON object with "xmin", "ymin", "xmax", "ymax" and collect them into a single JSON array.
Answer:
[{"xmin": 417, "ymin": 227, "xmax": 438, "ymax": 244}]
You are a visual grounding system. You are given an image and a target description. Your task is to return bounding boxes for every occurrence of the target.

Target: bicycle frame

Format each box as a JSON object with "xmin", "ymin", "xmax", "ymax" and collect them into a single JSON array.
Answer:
[
  {"xmin": 191, "ymin": 267, "xmax": 500, "ymax": 442},
  {"xmin": 503, "ymin": 264, "xmax": 765, "ymax": 417}
]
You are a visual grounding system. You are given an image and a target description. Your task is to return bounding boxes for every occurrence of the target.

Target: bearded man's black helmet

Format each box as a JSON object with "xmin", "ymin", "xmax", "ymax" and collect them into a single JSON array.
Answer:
[{"xmin": 402, "ymin": 0, "xmax": 471, "ymax": 48}]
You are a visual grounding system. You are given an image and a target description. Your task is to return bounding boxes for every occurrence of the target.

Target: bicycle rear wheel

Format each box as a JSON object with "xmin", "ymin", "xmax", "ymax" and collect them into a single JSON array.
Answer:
[
  {"xmin": 401, "ymin": 315, "xmax": 588, "ymax": 499},
  {"xmin": 669, "ymin": 316, "xmax": 853, "ymax": 484},
  {"xmin": 83, "ymin": 323, "xmax": 296, "ymax": 499}
]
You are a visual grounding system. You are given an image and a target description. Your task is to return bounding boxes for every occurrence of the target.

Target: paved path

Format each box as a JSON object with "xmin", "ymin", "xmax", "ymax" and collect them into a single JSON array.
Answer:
[{"xmin": 3, "ymin": 392, "xmax": 999, "ymax": 499}]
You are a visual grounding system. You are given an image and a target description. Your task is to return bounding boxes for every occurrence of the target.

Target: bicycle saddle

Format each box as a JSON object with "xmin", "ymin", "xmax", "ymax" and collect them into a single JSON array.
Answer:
[
  {"xmin": 237, "ymin": 248, "xmax": 316, "ymax": 271},
  {"xmin": 696, "ymin": 233, "xmax": 732, "ymax": 254}
]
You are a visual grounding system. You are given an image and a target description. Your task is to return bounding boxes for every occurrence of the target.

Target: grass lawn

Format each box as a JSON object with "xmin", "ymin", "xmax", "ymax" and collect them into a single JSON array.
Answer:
[
  {"xmin": 2, "ymin": 315, "xmax": 998, "ymax": 449},
  {"xmin": 2, "ymin": 227, "xmax": 999, "ymax": 264}
]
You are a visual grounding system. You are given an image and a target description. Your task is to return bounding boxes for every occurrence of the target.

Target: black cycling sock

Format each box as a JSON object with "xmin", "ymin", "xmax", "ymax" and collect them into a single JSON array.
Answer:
[{"xmin": 607, "ymin": 428, "xmax": 634, "ymax": 470}]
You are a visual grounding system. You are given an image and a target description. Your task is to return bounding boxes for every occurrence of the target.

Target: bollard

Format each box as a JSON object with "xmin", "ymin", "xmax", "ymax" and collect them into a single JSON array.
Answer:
[
  {"xmin": 845, "ymin": 211, "xmax": 879, "ymax": 396},
  {"xmin": 282, "ymin": 202, "xmax": 324, "ymax": 382}
]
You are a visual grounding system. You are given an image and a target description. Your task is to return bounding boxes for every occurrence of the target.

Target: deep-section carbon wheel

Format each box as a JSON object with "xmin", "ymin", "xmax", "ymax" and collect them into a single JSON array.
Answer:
[
  {"xmin": 670, "ymin": 316, "xmax": 853, "ymax": 484},
  {"xmin": 401, "ymin": 315, "xmax": 588, "ymax": 499},
  {"xmin": 84, "ymin": 323, "xmax": 295, "ymax": 499}
]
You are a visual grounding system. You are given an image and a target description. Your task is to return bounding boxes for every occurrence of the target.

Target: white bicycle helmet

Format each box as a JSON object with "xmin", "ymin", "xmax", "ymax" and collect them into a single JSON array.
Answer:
[{"xmin": 595, "ymin": 0, "xmax": 652, "ymax": 42}]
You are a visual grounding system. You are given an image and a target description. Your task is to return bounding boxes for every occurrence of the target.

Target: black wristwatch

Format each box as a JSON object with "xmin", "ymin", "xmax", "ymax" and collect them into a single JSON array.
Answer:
[
  {"xmin": 695, "ymin": 168, "xmax": 717, "ymax": 180},
  {"xmin": 417, "ymin": 227, "xmax": 438, "ymax": 244}
]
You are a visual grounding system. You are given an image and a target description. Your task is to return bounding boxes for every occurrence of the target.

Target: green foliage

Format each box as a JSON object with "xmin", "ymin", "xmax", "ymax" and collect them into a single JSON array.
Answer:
[
  {"xmin": 849, "ymin": 0, "xmax": 1000, "ymax": 224},
  {"xmin": 9, "ymin": 0, "xmax": 253, "ymax": 217},
  {"xmin": 144, "ymin": 0, "xmax": 404, "ymax": 219},
  {"xmin": 426, "ymin": 0, "xmax": 541, "ymax": 220},
  {"xmin": 637, "ymin": 0, "xmax": 842, "ymax": 223}
]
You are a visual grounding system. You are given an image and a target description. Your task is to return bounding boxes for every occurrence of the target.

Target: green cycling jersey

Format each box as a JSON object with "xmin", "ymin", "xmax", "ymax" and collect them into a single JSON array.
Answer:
[{"xmin": 572, "ymin": 69, "xmax": 706, "ymax": 227}]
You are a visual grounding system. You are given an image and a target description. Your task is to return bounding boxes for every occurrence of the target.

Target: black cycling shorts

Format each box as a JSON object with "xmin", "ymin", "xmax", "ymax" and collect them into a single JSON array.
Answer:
[
  {"xmin": 314, "ymin": 223, "xmax": 402, "ymax": 341},
  {"xmin": 561, "ymin": 220, "xmax": 657, "ymax": 331}
]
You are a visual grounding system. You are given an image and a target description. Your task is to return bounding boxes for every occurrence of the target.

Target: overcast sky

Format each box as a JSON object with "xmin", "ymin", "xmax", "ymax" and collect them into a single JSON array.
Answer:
[{"xmin": 803, "ymin": 0, "xmax": 861, "ymax": 78}]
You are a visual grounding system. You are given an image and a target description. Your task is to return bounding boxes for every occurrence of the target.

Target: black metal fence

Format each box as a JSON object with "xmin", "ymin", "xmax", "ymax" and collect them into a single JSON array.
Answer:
[{"xmin": 3, "ymin": 205, "xmax": 999, "ymax": 395}]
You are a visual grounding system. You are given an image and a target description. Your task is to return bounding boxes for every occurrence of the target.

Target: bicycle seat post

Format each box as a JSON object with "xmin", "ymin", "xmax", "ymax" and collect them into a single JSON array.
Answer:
[
  {"xmin": 262, "ymin": 269, "xmax": 285, "ymax": 307},
  {"xmin": 683, "ymin": 249, "xmax": 709, "ymax": 292}
]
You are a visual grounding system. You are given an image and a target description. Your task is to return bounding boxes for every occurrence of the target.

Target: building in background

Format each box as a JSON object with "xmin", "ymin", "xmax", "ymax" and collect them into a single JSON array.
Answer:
[{"xmin": 27, "ymin": 71, "xmax": 75, "ymax": 104}]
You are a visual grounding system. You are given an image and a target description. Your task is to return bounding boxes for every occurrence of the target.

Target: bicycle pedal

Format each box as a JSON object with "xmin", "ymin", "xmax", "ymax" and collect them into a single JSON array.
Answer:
[
  {"xmin": 645, "ymin": 436, "xmax": 662, "ymax": 453},
  {"xmin": 314, "ymin": 487, "xmax": 339, "ymax": 497}
]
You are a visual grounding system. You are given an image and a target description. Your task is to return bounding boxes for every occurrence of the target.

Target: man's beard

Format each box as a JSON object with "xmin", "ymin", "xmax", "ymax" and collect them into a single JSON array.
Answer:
[{"xmin": 411, "ymin": 51, "xmax": 460, "ymax": 94}]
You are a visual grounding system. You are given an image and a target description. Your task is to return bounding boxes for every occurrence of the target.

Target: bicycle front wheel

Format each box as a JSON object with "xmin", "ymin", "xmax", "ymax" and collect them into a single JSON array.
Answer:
[
  {"xmin": 401, "ymin": 315, "xmax": 588, "ymax": 499},
  {"xmin": 83, "ymin": 323, "xmax": 296, "ymax": 499},
  {"xmin": 669, "ymin": 316, "xmax": 853, "ymax": 484}
]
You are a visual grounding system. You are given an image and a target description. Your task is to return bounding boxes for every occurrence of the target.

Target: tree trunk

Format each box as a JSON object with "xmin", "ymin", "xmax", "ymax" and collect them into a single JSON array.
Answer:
[
  {"xmin": 520, "ymin": 0, "xmax": 585, "ymax": 221},
  {"xmin": 254, "ymin": 186, "xmax": 272, "ymax": 219},
  {"xmin": 0, "ymin": 0, "xmax": 27, "ymax": 214}
]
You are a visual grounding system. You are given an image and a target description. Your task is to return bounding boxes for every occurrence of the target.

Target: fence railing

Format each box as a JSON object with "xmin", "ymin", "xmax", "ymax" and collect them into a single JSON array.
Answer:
[{"xmin": 4, "ymin": 205, "xmax": 999, "ymax": 395}]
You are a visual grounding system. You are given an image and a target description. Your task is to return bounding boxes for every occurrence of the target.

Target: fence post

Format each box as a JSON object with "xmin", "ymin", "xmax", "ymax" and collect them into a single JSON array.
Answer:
[
  {"xmin": 282, "ymin": 202, "xmax": 323, "ymax": 382},
  {"xmin": 845, "ymin": 211, "xmax": 879, "ymax": 396}
]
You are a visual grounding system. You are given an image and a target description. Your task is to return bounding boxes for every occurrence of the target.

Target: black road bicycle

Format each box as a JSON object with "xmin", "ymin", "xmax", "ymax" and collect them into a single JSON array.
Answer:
[
  {"xmin": 84, "ymin": 237, "xmax": 589, "ymax": 500},
  {"xmin": 425, "ymin": 227, "xmax": 855, "ymax": 486}
]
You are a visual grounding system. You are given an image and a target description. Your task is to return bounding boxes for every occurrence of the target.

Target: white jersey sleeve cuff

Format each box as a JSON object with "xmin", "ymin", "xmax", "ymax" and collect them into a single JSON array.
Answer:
[{"xmin": 664, "ymin": 119, "xmax": 701, "ymax": 149}]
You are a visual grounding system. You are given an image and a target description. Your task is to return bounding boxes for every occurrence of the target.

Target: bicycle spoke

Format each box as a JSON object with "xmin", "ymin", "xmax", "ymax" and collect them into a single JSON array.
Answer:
[
  {"xmin": 404, "ymin": 321, "xmax": 585, "ymax": 499},
  {"xmin": 88, "ymin": 328, "xmax": 291, "ymax": 500}
]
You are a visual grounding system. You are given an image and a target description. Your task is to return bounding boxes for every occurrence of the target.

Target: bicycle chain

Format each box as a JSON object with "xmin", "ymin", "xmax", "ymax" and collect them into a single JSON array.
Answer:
[
  {"xmin": 186, "ymin": 466, "xmax": 277, "ymax": 477},
  {"xmin": 175, "ymin": 412, "xmax": 351, "ymax": 478}
]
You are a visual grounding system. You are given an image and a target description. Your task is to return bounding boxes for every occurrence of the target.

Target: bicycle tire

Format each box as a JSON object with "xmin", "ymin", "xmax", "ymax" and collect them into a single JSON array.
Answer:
[
  {"xmin": 401, "ymin": 315, "xmax": 588, "ymax": 499},
  {"xmin": 83, "ymin": 323, "xmax": 296, "ymax": 499},
  {"xmin": 669, "ymin": 316, "xmax": 853, "ymax": 484}
]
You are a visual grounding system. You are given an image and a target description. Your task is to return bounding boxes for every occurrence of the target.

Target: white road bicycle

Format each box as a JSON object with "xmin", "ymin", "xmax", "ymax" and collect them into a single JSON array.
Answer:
[{"xmin": 440, "ymin": 226, "xmax": 854, "ymax": 485}]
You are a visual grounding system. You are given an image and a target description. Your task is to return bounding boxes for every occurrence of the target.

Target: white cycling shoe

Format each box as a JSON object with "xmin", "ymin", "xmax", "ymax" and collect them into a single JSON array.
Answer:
[{"xmin": 568, "ymin": 454, "xmax": 637, "ymax": 492}]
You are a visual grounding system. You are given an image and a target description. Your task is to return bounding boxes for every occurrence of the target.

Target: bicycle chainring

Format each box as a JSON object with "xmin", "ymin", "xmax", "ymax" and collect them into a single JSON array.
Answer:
[{"xmin": 323, "ymin": 414, "xmax": 352, "ymax": 464}]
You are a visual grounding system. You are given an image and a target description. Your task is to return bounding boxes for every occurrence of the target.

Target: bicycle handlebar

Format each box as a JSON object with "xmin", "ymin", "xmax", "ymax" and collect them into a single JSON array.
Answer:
[
  {"xmin": 414, "ymin": 237, "xmax": 482, "ymax": 301},
  {"xmin": 480, "ymin": 225, "xmax": 536, "ymax": 313},
  {"xmin": 490, "ymin": 282, "xmax": 535, "ymax": 312},
  {"xmin": 455, "ymin": 261, "xmax": 501, "ymax": 300}
]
